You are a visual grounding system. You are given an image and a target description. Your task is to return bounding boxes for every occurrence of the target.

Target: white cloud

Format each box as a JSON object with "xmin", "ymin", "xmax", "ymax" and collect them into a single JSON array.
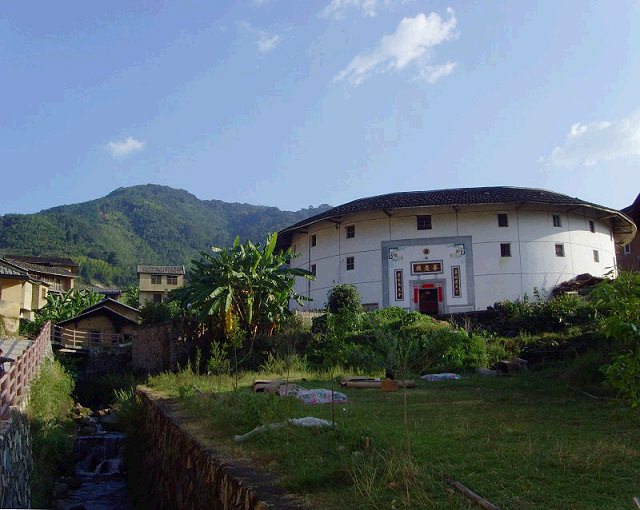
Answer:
[
  {"xmin": 334, "ymin": 9, "xmax": 458, "ymax": 86},
  {"xmin": 322, "ymin": 0, "xmax": 379, "ymax": 18},
  {"xmin": 240, "ymin": 22, "xmax": 282, "ymax": 54},
  {"xmin": 106, "ymin": 137, "xmax": 145, "ymax": 158},
  {"xmin": 321, "ymin": 0, "xmax": 411, "ymax": 19},
  {"xmin": 548, "ymin": 112, "xmax": 640, "ymax": 167},
  {"xmin": 415, "ymin": 61, "xmax": 456, "ymax": 83},
  {"xmin": 257, "ymin": 32, "xmax": 282, "ymax": 53}
]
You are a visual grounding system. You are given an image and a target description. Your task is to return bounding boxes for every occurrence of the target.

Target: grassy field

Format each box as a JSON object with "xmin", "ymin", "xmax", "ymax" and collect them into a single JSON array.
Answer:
[{"xmin": 146, "ymin": 368, "xmax": 640, "ymax": 509}]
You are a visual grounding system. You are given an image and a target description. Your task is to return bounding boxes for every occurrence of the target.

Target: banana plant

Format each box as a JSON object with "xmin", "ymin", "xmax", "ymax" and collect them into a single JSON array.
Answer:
[{"xmin": 175, "ymin": 232, "xmax": 314, "ymax": 341}]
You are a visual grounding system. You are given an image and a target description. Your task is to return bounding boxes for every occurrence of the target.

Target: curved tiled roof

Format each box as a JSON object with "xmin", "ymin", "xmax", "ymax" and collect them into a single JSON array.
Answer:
[
  {"xmin": 136, "ymin": 265, "xmax": 185, "ymax": 275},
  {"xmin": 279, "ymin": 186, "xmax": 636, "ymax": 245}
]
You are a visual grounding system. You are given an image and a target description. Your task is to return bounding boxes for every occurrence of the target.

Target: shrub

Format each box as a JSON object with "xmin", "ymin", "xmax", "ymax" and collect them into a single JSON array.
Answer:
[
  {"xmin": 27, "ymin": 358, "xmax": 76, "ymax": 507},
  {"xmin": 327, "ymin": 284, "xmax": 362, "ymax": 315},
  {"xmin": 590, "ymin": 272, "xmax": 640, "ymax": 408}
]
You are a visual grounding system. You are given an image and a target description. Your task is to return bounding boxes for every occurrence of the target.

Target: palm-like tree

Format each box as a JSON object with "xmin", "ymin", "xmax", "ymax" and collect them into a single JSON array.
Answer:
[{"xmin": 176, "ymin": 232, "xmax": 313, "ymax": 340}]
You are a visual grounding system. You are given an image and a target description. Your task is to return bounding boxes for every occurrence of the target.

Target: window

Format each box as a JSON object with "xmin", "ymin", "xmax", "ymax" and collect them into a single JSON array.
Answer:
[
  {"xmin": 593, "ymin": 250, "xmax": 599, "ymax": 263},
  {"xmin": 416, "ymin": 215, "xmax": 432, "ymax": 230},
  {"xmin": 311, "ymin": 264, "xmax": 316, "ymax": 276},
  {"xmin": 346, "ymin": 256, "xmax": 355, "ymax": 271},
  {"xmin": 555, "ymin": 244, "xmax": 565, "ymax": 257},
  {"xmin": 624, "ymin": 244, "xmax": 631, "ymax": 255},
  {"xmin": 346, "ymin": 225, "xmax": 355, "ymax": 239},
  {"xmin": 311, "ymin": 234, "xmax": 317, "ymax": 247},
  {"xmin": 151, "ymin": 274, "xmax": 162, "ymax": 285},
  {"xmin": 500, "ymin": 243, "xmax": 511, "ymax": 257},
  {"xmin": 167, "ymin": 275, "xmax": 178, "ymax": 285},
  {"xmin": 293, "ymin": 244, "xmax": 297, "ymax": 254},
  {"xmin": 497, "ymin": 213, "xmax": 509, "ymax": 227},
  {"xmin": 589, "ymin": 220, "xmax": 595, "ymax": 233},
  {"xmin": 153, "ymin": 293, "xmax": 162, "ymax": 304},
  {"xmin": 552, "ymin": 214, "xmax": 562, "ymax": 227}
]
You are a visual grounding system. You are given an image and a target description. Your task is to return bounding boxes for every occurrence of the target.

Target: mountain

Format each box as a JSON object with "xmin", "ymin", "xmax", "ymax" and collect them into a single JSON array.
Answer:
[{"xmin": 0, "ymin": 184, "xmax": 331, "ymax": 286}]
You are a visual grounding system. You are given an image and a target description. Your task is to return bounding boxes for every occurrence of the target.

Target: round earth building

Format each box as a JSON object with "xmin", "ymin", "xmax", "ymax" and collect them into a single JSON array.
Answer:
[{"xmin": 278, "ymin": 187, "xmax": 636, "ymax": 314}]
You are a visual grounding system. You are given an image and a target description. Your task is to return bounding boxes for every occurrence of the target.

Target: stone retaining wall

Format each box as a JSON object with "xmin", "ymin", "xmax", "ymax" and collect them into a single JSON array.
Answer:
[
  {"xmin": 137, "ymin": 388, "xmax": 304, "ymax": 510},
  {"xmin": 0, "ymin": 408, "xmax": 32, "ymax": 509}
]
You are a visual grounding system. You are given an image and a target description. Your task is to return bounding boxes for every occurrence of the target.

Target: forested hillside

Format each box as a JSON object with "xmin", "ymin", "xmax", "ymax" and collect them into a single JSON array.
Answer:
[{"xmin": 0, "ymin": 184, "xmax": 330, "ymax": 286}]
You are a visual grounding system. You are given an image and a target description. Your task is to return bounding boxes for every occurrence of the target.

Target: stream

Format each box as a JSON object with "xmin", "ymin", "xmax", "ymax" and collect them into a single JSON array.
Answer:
[{"xmin": 52, "ymin": 413, "xmax": 132, "ymax": 510}]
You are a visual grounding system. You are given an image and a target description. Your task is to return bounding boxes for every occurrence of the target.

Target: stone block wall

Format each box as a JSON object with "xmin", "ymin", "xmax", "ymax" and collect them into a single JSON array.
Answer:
[
  {"xmin": 0, "ymin": 409, "xmax": 32, "ymax": 509},
  {"xmin": 132, "ymin": 325, "xmax": 172, "ymax": 374},
  {"xmin": 137, "ymin": 388, "xmax": 304, "ymax": 510}
]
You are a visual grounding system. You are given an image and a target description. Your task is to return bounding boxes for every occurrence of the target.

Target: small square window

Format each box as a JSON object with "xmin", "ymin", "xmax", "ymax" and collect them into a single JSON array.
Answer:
[
  {"xmin": 153, "ymin": 293, "xmax": 162, "ymax": 304},
  {"xmin": 500, "ymin": 243, "xmax": 511, "ymax": 257},
  {"xmin": 624, "ymin": 244, "xmax": 631, "ymax": 255},
  {"xmin": 552, "ymin": 214, "xmax": 562, "ymax": 227},
  {"xmin": 555, "ymin": 244, "xmax": 565, "ymax": 257},
  {"xmin": 589, "ymin": 220, "xmax": 595, "ymax": 233},
  {"xmin": 593, "ymin": 250, "xmax": 599, "ymax": 263},
  {"xmin": 498, "ymin": 214, "xmax": 508, "ymax": 227},
  {"xmin": 346, "ymin": 256, "xmax": 354, "ymax": 271},
  {"xmin": 151, "ymin": 274, "xmax": 162, "ymax": 285},
  {"xmin": 311, "ymin": 264, "xmax": 316, "ymax": 276},
  {"xmin": 346, "ymin": 225, "xmax": 355, "ymax": 238},
  {"xmin": 416, "ymin": 215, "xmax": 432, "ymax": 230},
  {"xmin": 167, "ymin": 275, "xmax": 178, "ymax": 285},
  {"xmin": 311, "ymin": 234, "xmax": 317, "ymax": 247}
]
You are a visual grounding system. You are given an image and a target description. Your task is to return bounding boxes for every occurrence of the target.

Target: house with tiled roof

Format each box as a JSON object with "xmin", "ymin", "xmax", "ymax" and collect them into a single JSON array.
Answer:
[
  {"xmin": 0, "ymin": 259, "xmax": 50, "ymax": 334},
  {"xmin": 616, "ymin": 192, "xmax": 640, "ymax": 272},
  {"xmin": 136, "ymin": 265, "xmax": 185, "ymax": 305},
  {"xmin": 279, "ymin": 186, "xmax": 636, "ymax": 314},
  {"xmin": 4, "ymin": 255, "xmax": 76, "ymax": 295}
]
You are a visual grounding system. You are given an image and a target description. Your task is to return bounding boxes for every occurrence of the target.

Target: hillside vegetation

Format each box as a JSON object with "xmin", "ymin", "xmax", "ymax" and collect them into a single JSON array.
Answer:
[{"xmin": 0, "ymin": 184, "xmax": 329, "ymax": 286}]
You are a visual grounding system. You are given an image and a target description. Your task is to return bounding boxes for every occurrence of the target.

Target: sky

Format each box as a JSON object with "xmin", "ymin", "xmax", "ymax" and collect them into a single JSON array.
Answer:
[{"xmin": 1, "ymin": 0, "xmax": 639, "ymax": 215}]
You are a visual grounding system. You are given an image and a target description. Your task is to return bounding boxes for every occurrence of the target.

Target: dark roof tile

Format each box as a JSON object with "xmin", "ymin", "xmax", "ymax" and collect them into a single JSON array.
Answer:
[{"xmin": 278, "ymin": 186, "xmax": 636, "ymax": 245}]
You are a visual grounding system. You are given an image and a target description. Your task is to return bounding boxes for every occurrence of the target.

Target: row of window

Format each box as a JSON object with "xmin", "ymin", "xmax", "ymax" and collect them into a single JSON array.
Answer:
[
  {"xmin": 500, "ymin": 243, "xmax": 601, "ymax": 262},
  {"xmin": 302, "ymin": 215, "xmax": 600, "ymax": 247},
  {"xmin": 150, "ymin": 274, "xmax": 179, "ymax": 285},
  {"xmin": 307, "ymin": 243, "xmax": 604, "ymax": 276}
]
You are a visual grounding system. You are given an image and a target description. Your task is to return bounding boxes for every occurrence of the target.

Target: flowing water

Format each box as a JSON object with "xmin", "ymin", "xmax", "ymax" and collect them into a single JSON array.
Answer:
[{"xmin": 53, "ymin": 417, "xmax": 132, "ymax": 510}]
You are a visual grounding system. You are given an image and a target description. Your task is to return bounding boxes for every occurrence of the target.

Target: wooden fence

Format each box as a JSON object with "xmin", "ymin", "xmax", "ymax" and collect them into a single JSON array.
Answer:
[
  {"xmin": 51, "ymin": 325, "xmax": 134, "ymax": 351},
  {"xmin": 0, "ymin": 321, "xmax": 52, "ymax": 420}
]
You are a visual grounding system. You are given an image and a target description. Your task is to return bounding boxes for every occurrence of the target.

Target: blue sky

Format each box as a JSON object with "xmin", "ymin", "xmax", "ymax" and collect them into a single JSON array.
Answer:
[{"xmin": 1, "ymin": 0, "xmax": 639, "ymax": 214}]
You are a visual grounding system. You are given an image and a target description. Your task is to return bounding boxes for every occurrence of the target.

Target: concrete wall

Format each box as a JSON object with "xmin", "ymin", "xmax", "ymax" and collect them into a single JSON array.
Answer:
[
  {"xmin": 139, "ymin": 273, "xmax": 184, "ymax": 305},
  {"xmin": 0, "ymin": 409, "xmax": 32, "ymax": 508},
  {"xmin": 290, "ymin": 204, "xmax": 619, "ymax": 311},
  {"xmin": 137, "ymin": 388, "xmax": 303, "ymax": 510},
  {"xmin": 0, "ymin": 279, "xmax": 27, "ymax": 334}
]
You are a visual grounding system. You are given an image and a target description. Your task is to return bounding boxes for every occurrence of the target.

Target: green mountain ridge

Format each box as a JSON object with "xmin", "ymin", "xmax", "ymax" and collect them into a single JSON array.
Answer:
[{"xmin": 0, "ymin": 184, "xmax": 331, "ymax": 286}]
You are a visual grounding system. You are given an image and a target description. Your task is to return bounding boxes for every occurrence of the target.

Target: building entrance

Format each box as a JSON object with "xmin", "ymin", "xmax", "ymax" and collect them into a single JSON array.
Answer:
[{"xmin": 418, "ymin": 288, "xmax": 439, "ymax": 315}]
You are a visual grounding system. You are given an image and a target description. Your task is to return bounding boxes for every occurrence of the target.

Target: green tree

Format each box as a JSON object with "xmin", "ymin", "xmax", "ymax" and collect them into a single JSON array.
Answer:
[
  {"xmin": 175, "ymin": 232, "xmax": 314, "ymax": 341},
  {"xmin": 591, "ymin": 272, "xmax": 640, "ymax": 408},
  {"xmin": 121, "ymin": 284, "xmax": 140, "ymax": 308},
  {"xmin": 34, "ymin": 289, "xmax": 103, "ymax": 328}
]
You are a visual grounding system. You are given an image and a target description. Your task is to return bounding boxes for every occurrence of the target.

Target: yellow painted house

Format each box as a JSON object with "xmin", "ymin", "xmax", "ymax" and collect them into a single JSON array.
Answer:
[
  {"xmin": 0, "ymin": 259, "xmax": 49, "ymax": 334},
  {"xmin": 137, "ymin": 265, "xmax": 185, "ymax": 305},
  {"xmin": 4, "ymin": 255, "xmax": 77, "ymax": 294}
]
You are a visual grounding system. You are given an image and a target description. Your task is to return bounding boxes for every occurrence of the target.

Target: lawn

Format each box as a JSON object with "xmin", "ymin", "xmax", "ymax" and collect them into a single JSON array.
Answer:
[{"xmin": 146, "ymin": 368, "xmax": 640, "ymax": 509}]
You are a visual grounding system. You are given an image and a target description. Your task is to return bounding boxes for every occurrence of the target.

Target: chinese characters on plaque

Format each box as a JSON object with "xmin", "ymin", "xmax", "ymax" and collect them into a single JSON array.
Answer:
[
  {"xmin": 451, "ymin": 266, "xmax": 461, "ymax": 297},
  {"xmin": 394, "ymin": 270, "xmax": 403, "ymax": 301},
  {"xmin": 411, "ymin": 261, "xmax": 443, "ymax": 275}
]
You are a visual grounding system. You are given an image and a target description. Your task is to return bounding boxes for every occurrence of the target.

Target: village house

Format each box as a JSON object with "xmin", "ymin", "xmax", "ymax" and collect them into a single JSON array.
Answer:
[
  {"xmin": 4, "ymin": 255, "xmax": 77, "ymax": 295},
  {"xmin": 278, "ymin": 187, "xmax": 636, "ymax": 314},
  {"xmin": 55, "ymin": 298, "xmax": 140, "ymax": 349},
  {"xmin": 136, "ymin": 265, "xmax": 185, "ymax": 305},
  {"xmin": 0, "ymin": 259, "xmax": 49, "ymax": 334},
  {"xmin": 617, "ymin": 192, "xmax": 640, "ymax": 272}
]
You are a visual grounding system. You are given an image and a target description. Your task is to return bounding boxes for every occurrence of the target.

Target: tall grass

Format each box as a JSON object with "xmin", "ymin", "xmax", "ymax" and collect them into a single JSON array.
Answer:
[{"xmin": 26, "ymin": 358, "xmax": 75, "ymax": 507}]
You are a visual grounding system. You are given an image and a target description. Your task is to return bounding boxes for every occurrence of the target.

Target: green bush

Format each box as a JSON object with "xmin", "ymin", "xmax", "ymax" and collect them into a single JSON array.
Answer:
[{"xmin": 27, "ymin": 358, "xmax": 76, "ymax": 507}]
